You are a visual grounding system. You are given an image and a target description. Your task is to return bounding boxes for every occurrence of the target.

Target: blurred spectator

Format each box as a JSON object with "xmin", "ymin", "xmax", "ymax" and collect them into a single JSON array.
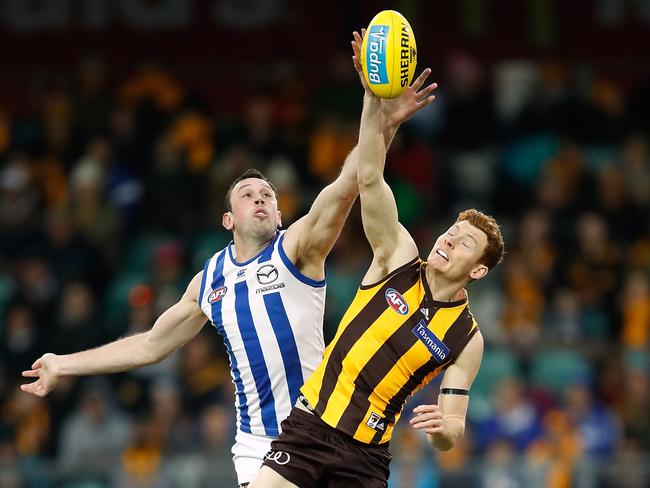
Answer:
[
  {"xmin": 52, "ymin": 281, "xmax": 101, "ymax": 355},
  {"xmin": 196, "ymin": 403, "xmax": 238, "ymax": 486},
  {"xmin": 178, "ymin": 332, "xmax": 231, "ymax": 412},
  {"xmin": 388, "ymin": 424, "xmax": 437, "ymax": 488},
  {"xmin": 473, "ymin": 378, "xmax": 543, "ymax": 453},
  {"xmin": 620, "ymin": 365, "xmax": 650, "ymax": 452},
  {"xmin": 2, "ymin": 303, "xmax": 44, "ymax": 377},
  {"xmin": 45, "ymin": 208, "xmax": 102, "ymax": 287},
  {"xmin": 148, "ymin": 378, "xmax": 195, "ymax": 456},
  {"xmin": 72, "ymin": 55, "xmax": 112, "ymax": 144},
  {"xmin": 620, "ymin": 134, "xmax": 650, "ymax": 210},
  {"xmin": 0, "ymin": 153, "xmax": 40, "ymax": 234},
  {"xmin": 480, "ymin": 440, "xmax": 523, "ymax": 487},
  {"xmin": 563, "ymin": 378, "xmax": 620, "ymax": 457},
  {"xmin": 58, "ymin": 379, "xmax": 130, "ymax": 484},
  {"xmin": 620, "ymin": 271, "xmax": 650, "ymax": 349},
  {"xmin": 117, "ymin": 417, "xmax": 166, "ymax": 488}
]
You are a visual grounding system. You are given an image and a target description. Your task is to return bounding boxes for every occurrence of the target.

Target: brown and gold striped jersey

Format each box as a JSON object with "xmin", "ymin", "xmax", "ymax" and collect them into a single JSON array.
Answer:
[{"xmin": 301, "ymin": 258, "xmax": 478, "ymax": 445}]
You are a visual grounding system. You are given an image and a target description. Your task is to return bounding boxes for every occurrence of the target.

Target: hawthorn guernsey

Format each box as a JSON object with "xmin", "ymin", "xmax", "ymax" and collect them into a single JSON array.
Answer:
[{"xmin": 361, "ymin": 10, "xmax": 417, "ymax": 99}]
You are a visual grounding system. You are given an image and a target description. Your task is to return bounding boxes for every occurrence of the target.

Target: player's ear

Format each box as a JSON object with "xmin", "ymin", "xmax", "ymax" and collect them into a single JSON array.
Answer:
[
  {"xmin": 277, "ymin": 210, "xmax": 282, "ymax": 229},
  {"xmin": 223, "ymin": 212, "xmax": 234, "ymax": 231},
  {"xmin": 469, "ymin": 264, "xmax": 488, "ymax": 281}
]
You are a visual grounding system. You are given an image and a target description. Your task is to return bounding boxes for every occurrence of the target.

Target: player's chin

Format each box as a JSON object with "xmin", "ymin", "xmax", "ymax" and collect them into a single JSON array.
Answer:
[
  {"xmin": 254, "ymin": 222, "xmax": 278, "ymax": 238},
  {"xmin": 427, "ymin": 259, "xmax": 448, "ymax": 273}
]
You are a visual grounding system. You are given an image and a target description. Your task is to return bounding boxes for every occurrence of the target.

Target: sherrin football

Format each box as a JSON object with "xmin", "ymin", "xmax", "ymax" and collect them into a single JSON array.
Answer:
[{"xmin": 361, "ymin": 10, "xmax": 417, "ymax": 99}]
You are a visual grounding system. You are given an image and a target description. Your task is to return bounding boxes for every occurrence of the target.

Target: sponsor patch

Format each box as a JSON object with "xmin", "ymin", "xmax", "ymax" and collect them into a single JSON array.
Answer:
[
  {"xmin": 207, "ymin": 286, "xmax": 227, "ymax": 303},
  {"xmin": 255, "ymin": 283, "xmax": 286, "ymax": 294},
  {"xmin": 366, "ymin": 25, "xmax": 389, "ymax": 84},
  {"xmin": 264, "ymin": 450, "xmax": 291, "ymax": 465},
  {"xmin": 366, "ymin": 412, "xmax": 387, "ymax": 432},
  {"xmin": 256, "ymin": 264, "xmax": 279, "ymax": 284},
  {"xmin": 385, "ymin": 288, "xmax": 409, "ymax": 315},
  {"xmin": 412, "ymin": 320, "xmax": 449, "ymax": 363}
]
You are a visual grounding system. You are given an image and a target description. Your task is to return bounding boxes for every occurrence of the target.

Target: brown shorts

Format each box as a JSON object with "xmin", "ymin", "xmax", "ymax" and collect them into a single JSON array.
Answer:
[{"xmin": 261, "ymin": 407, "xmax": 391, "ymax": 487}]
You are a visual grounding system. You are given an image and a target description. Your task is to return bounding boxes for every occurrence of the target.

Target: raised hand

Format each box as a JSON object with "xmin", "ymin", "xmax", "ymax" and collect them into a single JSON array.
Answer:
[
  {"xmin": 351, "ymin": 29, "xmax": 372, "ymax": 95},
  {"xmin": 21, "ymin": 353, "xmax": 60, "ymax": 397},
  {"xmin": 380, "ymin": 68, "xmax": 437, "ymax": 128},
  {"xmin": 410, "ymin": 403, "xmax": 444, "ymax": 434},
  {"xmin": 351, "ymin": 29, "xmax": 437, "ymax": 127}
]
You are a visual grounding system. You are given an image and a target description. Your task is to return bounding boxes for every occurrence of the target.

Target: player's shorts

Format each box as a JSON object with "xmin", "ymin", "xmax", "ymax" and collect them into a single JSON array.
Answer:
[
  {"xmin": 261, "ymin": 407, "xmax": 391, "ymax": 487},
  {"xmin": 232, "ymin": 429, "xmax": 275, "ymax": 486}
]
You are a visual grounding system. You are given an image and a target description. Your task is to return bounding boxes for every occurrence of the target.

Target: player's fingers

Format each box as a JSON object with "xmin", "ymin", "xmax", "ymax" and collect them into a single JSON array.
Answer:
[
  {"xmin": 425, "ymin": 425, "xmax": 445, "ymax": 435},
  {"xmin": 410, "ymin": 411, "xmax": 442, "ymax": 423},
  {"xmin": 351, "ymin": 41, "xmax": 361, "ymax": 59},
  {"xmin": 416, "ymin": 95, "xmax": 436, "ymax": 108},
  {"xmin": 31, "ymin": 358, "xmax": 42, "ymax": 369},
  {"xmin": 416, "ymin": 82, "xmax": 438, "ymax": 98},
  {"xmin": 412, "ymin": 419, "xmax": 443, "ymax": 430},
  {"xmin": 410, "ymin": 68, "xmax": 432, "ymax": 91},
  {"xmin": 353, "ymin": 31, "xmax": 363, "ymax": 45},
  {"xmin": 413, "ymin": 404, "xmax": 439, "ymax": 414},
  {"xmin": 361, "ymin": 28, "xmax": 366, "ymax": 38},
  {"xmin": 20, "ymin": 382, "xmax": 42, "ymax": 395},
  {"xmin": 22, "ymin": 370, "xmax": 39, "ymax": 377}
]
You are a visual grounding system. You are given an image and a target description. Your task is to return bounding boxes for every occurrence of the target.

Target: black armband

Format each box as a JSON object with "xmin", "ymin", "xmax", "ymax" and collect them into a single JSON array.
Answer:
[{"xmin": 440, "ymin": 388, "xmax": 469, "ymax": 396}]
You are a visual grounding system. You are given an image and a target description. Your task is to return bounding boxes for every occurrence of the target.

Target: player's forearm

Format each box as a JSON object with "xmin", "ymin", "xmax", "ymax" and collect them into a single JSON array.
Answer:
[
  {"xmin": 55, "ymin": 332, "xmax": 159, "ymax": 376},
  {"xmin": 330, "ymin": 146, "xmax": 360, "ymax": 202},
  {"xmin": 428, "ymin": 417, "xmax": 465, "ymax": 451},
  {"xmin": 357, "ymin": 94, "xmax": 386, "ymax": 187},
  {"xmin": 381, "ymin": 118, "xmax": 400, "ymax": 150}
]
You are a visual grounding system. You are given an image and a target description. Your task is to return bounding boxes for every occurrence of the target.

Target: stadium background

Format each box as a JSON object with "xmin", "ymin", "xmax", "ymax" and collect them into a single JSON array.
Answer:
[{"xmin": 1, "ymin": 0, "xmax": 649, "ymax": 486}]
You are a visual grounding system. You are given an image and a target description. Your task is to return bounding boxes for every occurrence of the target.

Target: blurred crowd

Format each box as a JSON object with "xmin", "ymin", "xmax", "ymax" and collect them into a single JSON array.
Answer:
[{"xmin": 0, "ymin": 48, "xmax": 649, "ymax": 487}]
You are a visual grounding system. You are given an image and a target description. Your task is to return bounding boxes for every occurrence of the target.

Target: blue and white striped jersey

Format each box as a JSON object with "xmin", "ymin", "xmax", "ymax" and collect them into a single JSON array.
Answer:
[{"xmin": 198, "ymin": 230, "xmax": 326, "ymax": 436}]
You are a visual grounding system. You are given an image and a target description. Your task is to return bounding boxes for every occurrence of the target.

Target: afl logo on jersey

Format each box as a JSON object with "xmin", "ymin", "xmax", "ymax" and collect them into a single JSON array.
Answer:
[
  {"xmin": 256, "ymin": 264, "xmax": 279, "ymax": 285},
  {"xmin": 385, "ymin": 288, "xmax": 409, "ymax": 315},
  {"xmin": 207, "ymin": 286, "xmax": 227, "ymax": 303}
]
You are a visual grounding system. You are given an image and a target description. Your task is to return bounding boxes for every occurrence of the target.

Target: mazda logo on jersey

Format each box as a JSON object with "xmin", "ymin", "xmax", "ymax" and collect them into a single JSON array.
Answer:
[
  {"xmin": 385, "ymin": 288, "xmax": 409, "ymax": 315},
  {"xmin": 207, "ymin": 286, "xmax": 227, "ymax": 303},
  {"xmin": 256, "ymin": 264, "xmax": 279, "ymax": 284}
]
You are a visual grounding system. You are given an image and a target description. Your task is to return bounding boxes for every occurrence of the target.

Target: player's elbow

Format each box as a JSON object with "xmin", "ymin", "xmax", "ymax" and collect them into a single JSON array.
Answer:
[
  {"xmin": 141, "ymin": 332, "xmax": 168, "ymax": 365},
  {"xmin": 357, "ymin": 166, "xmax": 381, "ymax": 191}
]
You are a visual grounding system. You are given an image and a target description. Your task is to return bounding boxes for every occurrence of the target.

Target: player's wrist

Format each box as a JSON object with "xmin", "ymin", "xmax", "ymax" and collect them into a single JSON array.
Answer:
[
  {"xmin": 381, "ymin": 117, "xmax": 399, "ymax": 137},
  {"xmin": 428, "ymin": 430, "xmax": 454, "ymax": 451}
]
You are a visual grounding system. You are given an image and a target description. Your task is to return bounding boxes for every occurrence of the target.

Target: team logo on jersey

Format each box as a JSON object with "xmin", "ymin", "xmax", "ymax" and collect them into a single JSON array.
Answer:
[
  {"xmin": 385, "ymin": 288, "xmax": 409, "ymax": 315},
  {"xmin": 366, "ymin": 412, "xmax": 387, "ymax": 432},
  {"xmin": 256, "ymin": 264, "xmax": 279, "ymax": 284},
  {"xmin": 264, "ymin": 450, "xmax": 291, "ymax": 465},
  {"xmin": 207, "ymin": 286, "xmax": 227, "ymax": 303},
  {"xmin": 236, "ymin": 269, "xmax": 246, "ymax": 278},
  {"xmin": 412, "ymin": 319, "xmax": 449, "ymax": 363}
]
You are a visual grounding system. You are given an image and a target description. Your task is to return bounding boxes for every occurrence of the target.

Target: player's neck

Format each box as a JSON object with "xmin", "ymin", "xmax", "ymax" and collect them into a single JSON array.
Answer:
[
  {"xmin": 232, "ymin": 232, "xmax": 275, "ymax": 263},
  {"xmin": 425, "ymin": 267, "xmax": 466, "ymax": 303}
]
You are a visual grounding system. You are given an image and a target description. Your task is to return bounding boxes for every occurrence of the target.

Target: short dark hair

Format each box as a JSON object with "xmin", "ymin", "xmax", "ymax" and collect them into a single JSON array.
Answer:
[
  {"xmin": 457, "ymin": 209, "xmax": 505, "ymax": 270},
  {"xmin": 225, "ymin": 169, "xmax": 277, "ymax": 212}
]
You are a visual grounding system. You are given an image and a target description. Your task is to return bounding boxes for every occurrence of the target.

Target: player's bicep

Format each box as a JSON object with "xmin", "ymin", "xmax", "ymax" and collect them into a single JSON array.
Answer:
[
  {"xmin": 144, "ymin": 272, "xmax": 207, "ymax": 358},
  {"xmin": 284, "ymin": 148, "xmax": 359, "ymax": 262}
]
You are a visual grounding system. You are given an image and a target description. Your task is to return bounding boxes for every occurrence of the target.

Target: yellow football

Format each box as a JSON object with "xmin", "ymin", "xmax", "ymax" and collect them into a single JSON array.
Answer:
[{"xmin": 361, "ymin": 10, "xmax": 417, "ymax": 99}]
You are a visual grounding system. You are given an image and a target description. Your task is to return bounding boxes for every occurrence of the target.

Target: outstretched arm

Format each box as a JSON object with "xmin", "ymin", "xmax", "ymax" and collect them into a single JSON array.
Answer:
[
  {"xmin": 410, "ymin": 331, "xmax": 484, "ymax": 451},
  {"xmin": 21, "ymin": 271, "xmax": 207, "ymax": 397},
  {"xmin": 355, "ymin": 53, "xmax": 437, "ymax": 281},
  {"xmin": 283, "ymin": 31, "xmax": 437, "ymax": 281}
]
